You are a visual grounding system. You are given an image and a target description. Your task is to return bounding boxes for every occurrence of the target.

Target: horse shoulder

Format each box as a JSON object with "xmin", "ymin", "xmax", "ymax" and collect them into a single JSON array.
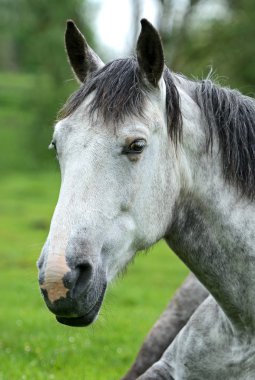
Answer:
[{"xmin": 158, "ymin": 296, "xmax": 255, "ymax": 379}]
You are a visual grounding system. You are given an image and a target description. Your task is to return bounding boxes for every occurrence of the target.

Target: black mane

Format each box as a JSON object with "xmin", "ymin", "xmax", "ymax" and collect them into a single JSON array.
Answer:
[
  {"xmin": 60, "ymin": 57, "xmax": 255, "ymax": 200},
  {"xmin": 195, "ymin": 80, "xmax": 255, "ymax": 200},
  {"xmin": 59, "ymin": 57, "xmax": 182, "ymax": 144}
]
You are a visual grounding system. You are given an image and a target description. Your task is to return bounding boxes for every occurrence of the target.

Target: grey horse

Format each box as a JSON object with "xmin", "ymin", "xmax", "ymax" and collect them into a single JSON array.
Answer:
[
  {"xmin": 121, "ymin": 274, "xmax": 208, "ymax": 379},
  {"xmin": 38, "ymin": 19, "xmax": 255, "ymax": 379}
]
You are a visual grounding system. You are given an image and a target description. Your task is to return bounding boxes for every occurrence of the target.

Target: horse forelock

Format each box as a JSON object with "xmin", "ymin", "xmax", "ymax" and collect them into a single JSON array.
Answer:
[{"xmin": 58, "ymin": 57, "xmax": 182, "ymax": 145}]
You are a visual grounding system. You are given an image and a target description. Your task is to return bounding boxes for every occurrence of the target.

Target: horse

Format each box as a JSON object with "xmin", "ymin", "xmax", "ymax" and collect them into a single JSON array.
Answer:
[
  {"xmin": 121, "ymin": 273, "xmax": 209, "ymax": 380},
  {"xmin": 37, "ymin": 19, "xmax": 255, "ymax": 379}
]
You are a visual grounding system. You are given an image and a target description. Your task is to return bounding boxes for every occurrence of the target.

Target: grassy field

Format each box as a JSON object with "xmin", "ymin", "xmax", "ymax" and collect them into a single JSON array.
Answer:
[{"xmin": 0, "ymin": 171, "xmax": 188, "ymax": 380}]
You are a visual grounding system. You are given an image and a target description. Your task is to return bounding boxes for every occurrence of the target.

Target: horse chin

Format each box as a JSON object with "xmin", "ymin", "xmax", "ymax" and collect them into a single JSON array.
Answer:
[
  {"xmin": 56, "ymin": 313, "xmax": 97, "ymax": 327},
  {"xmin": 55, "ymin": 283, "xmax": 106, "ymax": 327}
]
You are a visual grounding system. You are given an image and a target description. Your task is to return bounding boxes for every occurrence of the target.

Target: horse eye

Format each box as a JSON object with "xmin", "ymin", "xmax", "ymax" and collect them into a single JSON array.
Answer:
[{"xmin": 125, "ymin": 139, "xmax": 146, "ymax": 154}]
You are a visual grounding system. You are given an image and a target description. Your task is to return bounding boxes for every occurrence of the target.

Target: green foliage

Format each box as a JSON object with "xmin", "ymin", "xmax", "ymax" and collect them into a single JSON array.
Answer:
[
  {"xmin": 163, "ymin": 0, "xmax": 255, "ymax": 94},
  {"xmin": 0, "ymin": 0, "xmax": 94, "ymax": 74},
  {"xmin": 0, "ymin": 172, "xmax": 188, "ymax": 380},
  {"xmin": 0, "ymin": 0, "xmax": 95, "ymax": 169},
  {"xmin": 0, "ymin": 72, "xmax": 59, "ymax": 172}
]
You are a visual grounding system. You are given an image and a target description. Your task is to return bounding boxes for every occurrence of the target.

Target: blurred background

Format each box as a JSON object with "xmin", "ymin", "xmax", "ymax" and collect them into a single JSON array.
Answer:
[{"xmin": 0, "ymin": 0, "xmax": 254, "ymax": 379}]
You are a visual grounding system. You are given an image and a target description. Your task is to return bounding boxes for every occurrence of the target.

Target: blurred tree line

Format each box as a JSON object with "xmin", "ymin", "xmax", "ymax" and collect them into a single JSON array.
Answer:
[
  {"xmin": 0, "ymin": 0, "xmax": 95, "ymax": 170},
  {"xmin": 1, "ymin": 0, "xmax": 254, "ymax": 172},
  {"xmin": 159, "ymin": 0, "xmax": 255, "ymax": 94},
  {"xmin": 130, "ymin": 0, "xmax": 255, "ymax": 93}
]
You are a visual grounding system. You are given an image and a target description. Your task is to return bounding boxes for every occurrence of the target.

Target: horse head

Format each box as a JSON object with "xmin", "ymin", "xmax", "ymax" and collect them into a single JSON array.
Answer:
[{"xmin": 37, "ymin": 20, "xmax": 187, "ymax": 327}]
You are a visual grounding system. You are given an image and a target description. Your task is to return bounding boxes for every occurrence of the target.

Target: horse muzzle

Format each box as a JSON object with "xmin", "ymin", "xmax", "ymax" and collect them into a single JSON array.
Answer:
[{"xmin": 38, "ymin": 253, "xmax": 107, "ymax": 327}]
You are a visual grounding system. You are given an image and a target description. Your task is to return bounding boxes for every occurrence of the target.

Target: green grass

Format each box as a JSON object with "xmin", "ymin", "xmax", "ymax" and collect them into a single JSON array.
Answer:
[{"xmin": 0, "ymin": 171, "xmax": 188, "ymax": 380}]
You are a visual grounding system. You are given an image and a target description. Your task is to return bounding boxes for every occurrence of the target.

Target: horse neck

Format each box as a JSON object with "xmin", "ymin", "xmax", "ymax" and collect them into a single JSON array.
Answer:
[{"xmin": 166, "ymin": 129, "xmax": 255, "ymax": 333}]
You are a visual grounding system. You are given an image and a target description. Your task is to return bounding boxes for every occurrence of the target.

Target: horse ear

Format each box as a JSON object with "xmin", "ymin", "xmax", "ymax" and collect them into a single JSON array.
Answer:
[
  {"xmin": 136, "ymin": 19, "xmax": 164, "ymax": 87},
  {"xmin": 65, "ymin": 20, "xmax": 104, "ymax": 83}
]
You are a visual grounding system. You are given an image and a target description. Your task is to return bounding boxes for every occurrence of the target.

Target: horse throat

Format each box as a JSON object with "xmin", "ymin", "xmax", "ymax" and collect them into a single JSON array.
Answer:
[{"xmin": 165, "ymin": 190, "xmax": 255, "ymax": 333}]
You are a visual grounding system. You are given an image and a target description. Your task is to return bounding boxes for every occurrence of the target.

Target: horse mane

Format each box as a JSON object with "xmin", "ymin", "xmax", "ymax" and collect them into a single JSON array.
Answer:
[
  {"xmin": 195, "ymin": 80, "xmax": 255, "ymax": 200},
  {"xmin": 59, "ymin": 57, "xmax": 182, "ymax": 145}
]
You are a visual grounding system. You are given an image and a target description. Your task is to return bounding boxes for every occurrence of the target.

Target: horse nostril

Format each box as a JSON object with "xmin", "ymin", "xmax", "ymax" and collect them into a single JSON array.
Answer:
[{"xmin": 74, "ymin": 262, "xmax": 93, "ymax": 297}]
